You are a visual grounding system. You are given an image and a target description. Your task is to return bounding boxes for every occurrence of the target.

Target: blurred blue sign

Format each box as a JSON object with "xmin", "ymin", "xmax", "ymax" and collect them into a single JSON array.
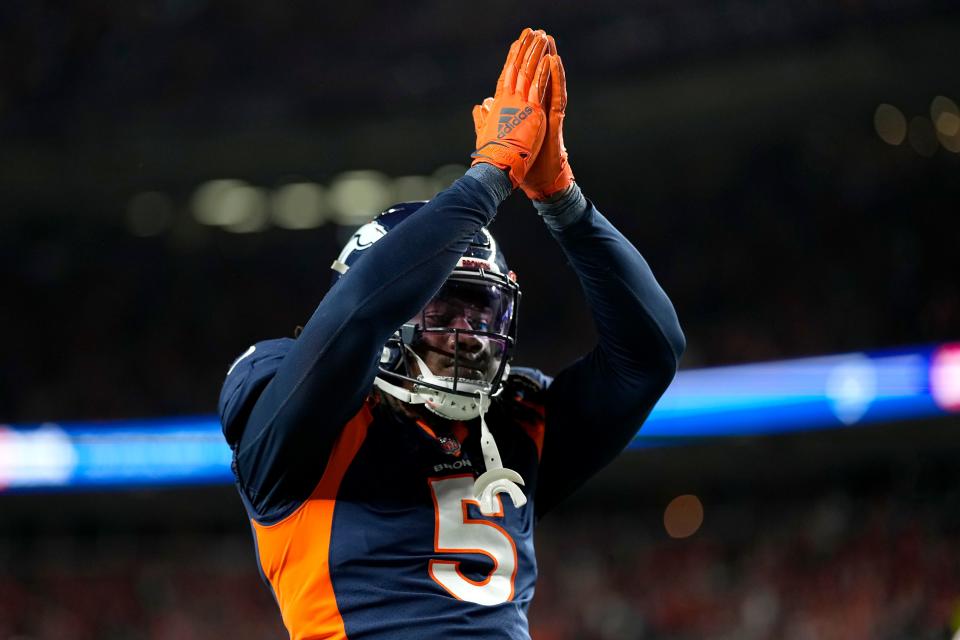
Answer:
[
  {"xmin": 637, "ymin": 341, "xmax": 960, "ymax": 441},
  {"xmin": 2, "ymin": 342, "xmax": 958, "ymax": 492},
  {"xmin": 0, "ymin": 416, "xmax": 233, "ymax": 492}
]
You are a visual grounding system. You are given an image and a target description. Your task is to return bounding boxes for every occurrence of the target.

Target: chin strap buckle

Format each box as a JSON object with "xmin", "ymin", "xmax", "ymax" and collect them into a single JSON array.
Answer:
[
  {"xmin": 474, "ymin": 468, "xmax": 526, "ymax": 515},
  {"xmin": 473, "ymin": 391, "xmax": 527, "ymax": 515}
]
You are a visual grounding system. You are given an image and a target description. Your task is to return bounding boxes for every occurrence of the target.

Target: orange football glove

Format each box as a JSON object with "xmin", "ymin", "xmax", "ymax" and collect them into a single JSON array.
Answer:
[
  {"xmin": 471, "ymin": 28, "xmax": 552, "ymax": 188},
  {"xmin": 522, "ymin": 38, "xmax": 575, "ymax": 200},
  {"xmin": 474, "ymin": 36, "xmax": 574, "ymax": 200}
]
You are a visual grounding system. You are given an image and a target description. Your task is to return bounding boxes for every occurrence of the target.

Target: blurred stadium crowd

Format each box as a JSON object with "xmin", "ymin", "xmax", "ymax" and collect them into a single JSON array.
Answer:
[
  {"xmin": 533, "ymin": 495, "xmax": 960, "ymax": 639},
  {"xmin": 2, "ymin": 483, "xmax": 958, "ymax": 640}
]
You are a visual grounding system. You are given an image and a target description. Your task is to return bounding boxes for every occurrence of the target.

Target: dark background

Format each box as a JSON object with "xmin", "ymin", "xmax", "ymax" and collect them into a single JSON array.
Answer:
[{"xmin": 1, "ymin": 1, "xmax": 959, "ymax": 638}]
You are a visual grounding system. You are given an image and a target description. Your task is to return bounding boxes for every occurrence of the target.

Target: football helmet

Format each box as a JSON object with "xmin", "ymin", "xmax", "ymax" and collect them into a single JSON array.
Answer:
[{"xmin": 330, "ymin": 201, "xmax": 521, "ymax": 422}]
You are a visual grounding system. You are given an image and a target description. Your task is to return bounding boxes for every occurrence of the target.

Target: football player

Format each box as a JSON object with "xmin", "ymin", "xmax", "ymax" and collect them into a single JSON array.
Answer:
[{"xmin": 219, "ymin": 28, "xmax": 684, "ymax": 639}]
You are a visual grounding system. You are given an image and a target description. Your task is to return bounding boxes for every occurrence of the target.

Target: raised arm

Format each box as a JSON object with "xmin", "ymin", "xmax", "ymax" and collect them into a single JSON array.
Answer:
[
  {"xmin": 221, "ymin": 29, "xmax": 555, "ymax": 521},
  {"xmin": 488, "ymin": 42, "xmax": 684, "ymax": 517},
  {"xmin": 534, "ymin": 188, "xmax": 684, "ymax": 517}
]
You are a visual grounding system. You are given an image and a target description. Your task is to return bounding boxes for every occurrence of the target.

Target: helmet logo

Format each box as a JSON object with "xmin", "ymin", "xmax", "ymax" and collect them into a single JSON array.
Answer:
[{"xmin": 336, "ymin": 222, "xmax": 387, "ymax": 266}]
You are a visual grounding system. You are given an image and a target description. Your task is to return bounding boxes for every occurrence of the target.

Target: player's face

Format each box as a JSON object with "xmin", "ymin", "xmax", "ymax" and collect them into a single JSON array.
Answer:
[{"xmin": 409, "ymin": 281, "xmax": 510, "ymax": 383}]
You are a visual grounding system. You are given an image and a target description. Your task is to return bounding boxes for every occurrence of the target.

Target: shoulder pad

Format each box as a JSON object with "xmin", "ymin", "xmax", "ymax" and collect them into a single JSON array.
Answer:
[
  {"xmin": 506, "ymin": 366, "xmax": 552, "ymax": 393},
  {"xmin": 218, "ymin": 338, "xmax": 294, "ymax": 447},
  {"xmin": 501, "ymin": 366, "xmax": 552, "ymax": 419}
]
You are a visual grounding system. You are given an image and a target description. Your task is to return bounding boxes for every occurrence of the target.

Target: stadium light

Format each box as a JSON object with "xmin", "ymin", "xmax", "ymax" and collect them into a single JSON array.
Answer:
[
  {"xmin": 874, "ymin": 104, "xmax": 906, "ymax": 146},
  {"xmin": 220, "ymin": 185, "xmax": 270, "ymax": 233},
  {"xmin": 931, "ymin": 95, "xmax": 960, "ymax": 153},
  {"xmin": 393, "ymin": 175, "xmax": 442, "ymax": 202},
  {"xmin": 270, "ymin": 182, "xmax": 328, "ymax": 229},
  {"xmin": 191, "ymin": 179, "xmax": 248, "ymax": 226},
  {"xmin": 328, "ymin": 170, "xmax": 392, "ymax": 224},
  {"xmin": 663, "ymin": 494, "xmax": 704, "ymax": 539}
]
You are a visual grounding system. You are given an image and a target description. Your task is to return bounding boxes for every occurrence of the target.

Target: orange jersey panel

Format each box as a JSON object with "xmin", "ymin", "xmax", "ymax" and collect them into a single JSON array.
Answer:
[{"xmin": 251, "ymin": 404, "xmax": 373, "ymax": 640}]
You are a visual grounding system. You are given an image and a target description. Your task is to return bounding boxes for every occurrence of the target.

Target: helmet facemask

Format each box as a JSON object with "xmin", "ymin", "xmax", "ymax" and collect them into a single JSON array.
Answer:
[{"xmin": 377, "ymin": 268, "xmax": 519, "ymax": 421}]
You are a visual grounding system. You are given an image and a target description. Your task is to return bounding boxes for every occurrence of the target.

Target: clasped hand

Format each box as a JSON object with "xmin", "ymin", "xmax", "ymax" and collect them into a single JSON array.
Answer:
[{"xmin": 471, "ymin": 28, "xmax": 575, "ymax": 200}]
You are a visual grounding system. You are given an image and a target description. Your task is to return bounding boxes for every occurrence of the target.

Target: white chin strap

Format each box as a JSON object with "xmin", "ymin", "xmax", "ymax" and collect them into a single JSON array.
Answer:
[
  {"xmin": 473, "ymin": 407, "xmax": 527, "ymax": 515},
  {"xmin": 373, "ymin": 348, "xmax": 526, "ymax": 515}
]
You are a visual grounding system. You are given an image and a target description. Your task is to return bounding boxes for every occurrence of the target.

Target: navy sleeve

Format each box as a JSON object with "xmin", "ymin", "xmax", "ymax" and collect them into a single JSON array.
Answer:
[
  {"xmin": 233, "ymin": 168, "xmax": 511, "ymax": 522},
  {"xmin": 535, "ymin": 200, "xmax": 685, "ymax": 519}
]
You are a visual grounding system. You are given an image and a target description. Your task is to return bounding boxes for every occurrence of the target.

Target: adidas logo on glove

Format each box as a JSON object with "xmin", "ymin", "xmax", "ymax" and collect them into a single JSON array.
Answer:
[{"xmin": 497, "ymin": 106, "xmax": 534, "ymax": 139}]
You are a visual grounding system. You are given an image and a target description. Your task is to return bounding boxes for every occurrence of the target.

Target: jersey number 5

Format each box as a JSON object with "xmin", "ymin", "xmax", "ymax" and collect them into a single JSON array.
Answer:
[{"xmin": 428, "ymin": 475, "xmax": 518, "ymax": 605}]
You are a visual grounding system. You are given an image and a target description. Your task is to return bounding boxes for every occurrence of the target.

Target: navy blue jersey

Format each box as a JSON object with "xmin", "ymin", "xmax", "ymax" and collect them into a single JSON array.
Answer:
[{"xmin": 219, "ymin": 170, "xmax": 684, "ymax": 639}]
